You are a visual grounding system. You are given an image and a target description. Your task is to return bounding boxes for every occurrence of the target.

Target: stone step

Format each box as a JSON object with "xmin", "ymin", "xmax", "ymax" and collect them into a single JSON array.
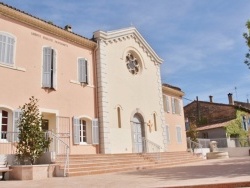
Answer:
[{"xmin": 55, "ymin": 152, "xmax": 204, "ymax": 177}]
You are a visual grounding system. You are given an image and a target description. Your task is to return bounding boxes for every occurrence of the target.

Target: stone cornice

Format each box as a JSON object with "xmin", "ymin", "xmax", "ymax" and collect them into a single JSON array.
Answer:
[
  {"xmin": 162, "ymin": 85, "xmax": 184, "ymax": 98},
  {"xmin": 0, "ymin": 3, "xmax": 96, "ymax": 49},
  {"xmin": 94, "ymin": 27, "xmax": 163, "ymax": 64}
]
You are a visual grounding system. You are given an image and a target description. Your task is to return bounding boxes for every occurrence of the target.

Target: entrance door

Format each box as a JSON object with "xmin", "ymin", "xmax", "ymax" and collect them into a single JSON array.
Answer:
[{"xmin": 132, "ymin": 114, "xmax": 144, "ymax": 153}]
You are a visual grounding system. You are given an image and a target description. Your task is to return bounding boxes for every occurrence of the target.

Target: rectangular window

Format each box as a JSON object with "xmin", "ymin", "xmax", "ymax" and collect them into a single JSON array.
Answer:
[
  {"xmin": 153, "ymin": 113, "xmax": 157, "ymax": 131},
  {"xmin": 166, "ymin": 125, "xmax": 170, "ymax": 143},
  {"xmin": 163, "ymin": 95, "xmax": 170, "ymax": 113},
  {"xmin": 0, "ymin": 110, "xmax": 8, "ymax": 139},
  {"xmin": 176, "ymin": 126, "xmax": 182, "ymax": 143},
  {"xmin": 42, "ymin": 47, "xmax": 56, "ymax": 89},
  {"xmin": 0, "ymin": 33, "xmax": 15, "ymax": 65},
  {"xmin": 73, "ymin": 117, "xmax": 99, "ymax": 145},
  {"xmin": 172, "ymin": 97, "xmax": 181, "ymax": 115},
  {"xmin": 78, "ymin": 58, "xmax": 88, "ymax": 84}
]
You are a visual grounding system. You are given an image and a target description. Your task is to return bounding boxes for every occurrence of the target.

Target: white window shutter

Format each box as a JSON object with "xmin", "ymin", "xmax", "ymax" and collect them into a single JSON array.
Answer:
[
  {"xmin": 92, "ymin": 118, "xmax": 99, "ymax": 144},
  {"xmin": 171, "ymin": 97, "xmax": 175, "ymax": 114},
  {"xmin": 179, "ymin": 100, "xmax": 182, "ymax": 115},
  {"xmin": 176, "ymin": 127, "xmax": 182, "ymax": 143},
  {"xmin": 166, "ymin": 96, "xmax": 170, "ymax": 112},
  {"xmin": 42, "ymin": 47, "xmax": 52, "ymax": 88},
  {"xmin": 7, "ymin": 37, "xmax": 14, "ymax": 65},
  {"xmin": 13, "ymin": 110, "xmax": 22, "ymax": 142},
  {"xmin": 73, "ymin": 117, "xmax": 80, "ymax": 145}
]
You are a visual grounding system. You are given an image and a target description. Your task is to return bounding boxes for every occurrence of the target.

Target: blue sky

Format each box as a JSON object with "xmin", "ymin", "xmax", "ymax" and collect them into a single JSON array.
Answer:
[{"xmin": 2, "ymin": 0, "xmax": 250, "ymax": 105}]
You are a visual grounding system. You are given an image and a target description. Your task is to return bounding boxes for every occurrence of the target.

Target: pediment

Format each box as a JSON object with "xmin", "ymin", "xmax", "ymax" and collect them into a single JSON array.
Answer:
[{"xmin": 93, "ymin": 27, "xmax": 163, "ymax": 64}]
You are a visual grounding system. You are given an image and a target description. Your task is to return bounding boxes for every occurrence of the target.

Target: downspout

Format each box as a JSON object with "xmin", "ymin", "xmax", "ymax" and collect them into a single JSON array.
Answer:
[{"xmin": 93, "ymin": 39, "xmax": 100, "ymax": 154}]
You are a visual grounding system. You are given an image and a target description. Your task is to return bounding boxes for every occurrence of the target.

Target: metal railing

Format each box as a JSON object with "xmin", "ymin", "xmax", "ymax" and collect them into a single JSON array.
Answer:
[
  {"xmin": 142, "ymin": 137, "xmax": 161, "ymax": 161},
  {"xmin": 187, "ymin": 138, "xmax": 203, "ymax": 154},
  {"xmin": 48, "ymin": 131, "xmax": 69, "ymax": 177},
  {"xmin": 199, "ymin": 138, "xmax": 250, "ymax": 148}
]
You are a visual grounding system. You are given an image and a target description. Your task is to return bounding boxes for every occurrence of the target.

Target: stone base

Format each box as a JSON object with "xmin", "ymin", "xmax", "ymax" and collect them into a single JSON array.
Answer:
[
  {"xmin": 9, "ymin": 164, "xmax": 55, "ymax": 180},
  {"xmin": 206, "ymin": 151, "xmax": 229, "ymax": 160}
]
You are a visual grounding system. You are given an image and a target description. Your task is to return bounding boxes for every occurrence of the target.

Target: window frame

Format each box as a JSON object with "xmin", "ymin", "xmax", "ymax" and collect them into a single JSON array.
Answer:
[
  {"xmin": 166, "ymin": 125, "xmax": 170, "ymax": 143},
  {"xmin": 0, "ymin": 32, "xmax": 16, "ymax": 66},
  {"xmin": 0, "ymin": 110, "xmax": 8, "ymax": 140},
  {"xmin": 176, "ymin": 126, "xmax": 182, "ymax": 144},
  {"xmin": 117, "ymin": 107, "xmax": 122, "ymax": 128},
  {"xmin": 73, "ymin": 117, "xmax": 99, "ymax": 145},
  {"xmin": 78, "ymin": 58, "xmax": 88, "ymax": 84},
  {"xmin": 172, "ymin": 97, "xmax": 182, "ymax": 115},
  {"xmin": 42, "ymin": 46, "xmax": 57, "ymax": 89}
]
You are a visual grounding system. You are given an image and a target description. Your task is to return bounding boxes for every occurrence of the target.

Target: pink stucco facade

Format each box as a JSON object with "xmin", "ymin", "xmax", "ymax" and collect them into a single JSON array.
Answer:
[{"xmin": 0, "ymin": 4, "xmax": 98, "ymax": 155}]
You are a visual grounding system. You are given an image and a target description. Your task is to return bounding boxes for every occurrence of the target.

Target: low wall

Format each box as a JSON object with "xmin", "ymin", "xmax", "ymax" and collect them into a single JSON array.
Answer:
[{"xmin": 218, "ymin": 147, "xmax": 250, "ymax": 157}]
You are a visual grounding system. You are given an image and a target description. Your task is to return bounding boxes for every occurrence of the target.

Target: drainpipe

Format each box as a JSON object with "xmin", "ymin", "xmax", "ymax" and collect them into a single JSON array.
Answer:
[{"xmin": 93, "ymin": 38, "xmax": 100, "ymax": 154}]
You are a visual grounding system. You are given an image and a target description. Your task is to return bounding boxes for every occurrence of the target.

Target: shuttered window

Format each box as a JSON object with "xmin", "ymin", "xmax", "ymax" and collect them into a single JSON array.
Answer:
[
  {"xmin": 0, "ymin": 110, "xmax": 8, "ymax": 140},
  {"xmin": 163, "ymin": 95, "xmax": 170, "ymax": 113},
  {"xmin": 0, "ymin": 33, "xmax": 15, "ymax": 65},
  {"xmin": 42, "ymin": 47, "xmax": 56, "ymax": 89},
  {"xmin": 176, "ymin": 126, "xmax": 182, "ymax": 143},
  {"xmin": 78, "ymin": 58, "xmax": 88, "ymax": 84},
  {"xmin": 166, "ymin": 125, "xmax": 170, "ymax": 143},
  {"xmin": 92, "ymin": 119, "xmax": 99, "ymax": 144},
  {"xmin": 171, "ymin": 97, "xmax": 181, "ymax": 115},
  {"xmin": 13, "ymin": 110, "xmax": 22, "ymax": 142},
  {"xmin": 73, "ymin": 117, "xmax": 99, "ymax": 145}
]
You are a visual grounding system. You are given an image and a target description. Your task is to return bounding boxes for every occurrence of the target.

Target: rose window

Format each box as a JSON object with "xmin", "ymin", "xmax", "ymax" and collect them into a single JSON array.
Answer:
[{"xmin": 126, "ymin": 53, "xmax": 140, "ymax": 75}]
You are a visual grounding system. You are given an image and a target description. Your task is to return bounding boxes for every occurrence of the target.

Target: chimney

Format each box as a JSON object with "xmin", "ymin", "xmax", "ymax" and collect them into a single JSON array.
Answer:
[
  {"xmin": 228, "ymin": 93, "xmax": 234, "ymax": 105},
  {"xmin": 64, "ymin": 25, "xmax": 72, "ymax": 32},
  {"xmin": 209, "ymin": 95, "xmax": 213, "ymax": 103}
]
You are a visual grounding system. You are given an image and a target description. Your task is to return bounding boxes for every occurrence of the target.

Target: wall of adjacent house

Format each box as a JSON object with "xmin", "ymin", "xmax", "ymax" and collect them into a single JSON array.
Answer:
[
  {"xmin": 164, "ymin": 95, "xmax": 187, "ymax": 151},
  {"xmin": 0, "ymin": 13, "xmax": 97, "ymax": 154},
  {"xmin": 184, "ymin": 101, "xmax": 236, "ymax": 126},
  {"xmin": 198, "ymin": 128, "xmax": 227, "ymax": 139}
]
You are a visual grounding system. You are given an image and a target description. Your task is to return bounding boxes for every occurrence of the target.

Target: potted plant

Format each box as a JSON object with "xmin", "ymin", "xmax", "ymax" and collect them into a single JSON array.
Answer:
[{"xmin": 9, "ymin": 97, "xmax": 52, "ymax": 180}]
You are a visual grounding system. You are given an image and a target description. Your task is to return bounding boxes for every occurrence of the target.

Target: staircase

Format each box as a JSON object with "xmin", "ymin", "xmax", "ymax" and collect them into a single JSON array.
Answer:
[{"xmin": 55, "ymin": 151, "xmax": 204, "ymax": 177}]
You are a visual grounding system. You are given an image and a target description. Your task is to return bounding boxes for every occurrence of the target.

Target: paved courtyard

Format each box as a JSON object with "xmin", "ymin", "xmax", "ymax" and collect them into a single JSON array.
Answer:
[{"xmin": 0, "ymin": 156, "xmax": 250, "ymax": 188}]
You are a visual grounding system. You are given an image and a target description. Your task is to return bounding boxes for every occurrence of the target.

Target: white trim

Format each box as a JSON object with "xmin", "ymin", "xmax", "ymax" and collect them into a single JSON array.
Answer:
[
  {"xmin": 0, "ymin": 63, "xmax": 26, "ymax": 72},
  {"xmin": 78, "ymin": 115, "xmax": 93, "ymax": 121},
  {"xmin": 69, "ymin": 80, "xmax": 95, "ymax": 88},
  {"xmin": 0, "ymin": 105, "xmax": 14, "ymax": 111},
  {"xmin": 39, "ymin": 108, "xmax": 59, "ymax": 116}
]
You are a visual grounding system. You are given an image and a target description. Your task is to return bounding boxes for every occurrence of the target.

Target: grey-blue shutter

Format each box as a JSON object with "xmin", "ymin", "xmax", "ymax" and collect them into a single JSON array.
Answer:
[
  {"xmin": 171, "ymin": 97, "xmax": 175, "ymax": 114},
  {"xmin": 178, "ymin": 100, "xmax": 182, "ymax": 115},
  {"xmin": 92, "ymin": 119, "xmax": 99, "ymax": 144},
  {"xmin": 52, "ymin": 50, "xmax": 56, "ymax": 89},
  {"xmin": 0, "ymin": 35, "xmax": 6, "ymax": 63},
  {"xmin": 78, "ymin": 58, "xmax": 88, "ymax": 84},
  {"xmin": 7, "ymin": 36, "xmax": 15, "ymax": 65},
  {"xmin": 166, "ymin": 96, "xmax": 170, "ymax": 112},
  {"xmin": 13, "ymin": 110, "xmax": 22, "ymax": 142},
  {"xmin": 73, "ymin": 117, "xmax": 80, "ymax": 144},
  {"xmin": 42, "ymin": 47, "xmax": 52, "ymax": 87}
]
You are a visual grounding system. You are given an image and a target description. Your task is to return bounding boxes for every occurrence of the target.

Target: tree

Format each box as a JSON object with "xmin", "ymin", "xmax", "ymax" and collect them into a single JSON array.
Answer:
[
  {"xmin": 16, "ymin": 97, "xmax": 51, "ymax": 165},
  {"xmin": 186, "ymin": 121, "xmax": 198, "ymax": 142},
  {"xmin": 243, "ymin": 20, "xmax": 250, "ymax": 68}
]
